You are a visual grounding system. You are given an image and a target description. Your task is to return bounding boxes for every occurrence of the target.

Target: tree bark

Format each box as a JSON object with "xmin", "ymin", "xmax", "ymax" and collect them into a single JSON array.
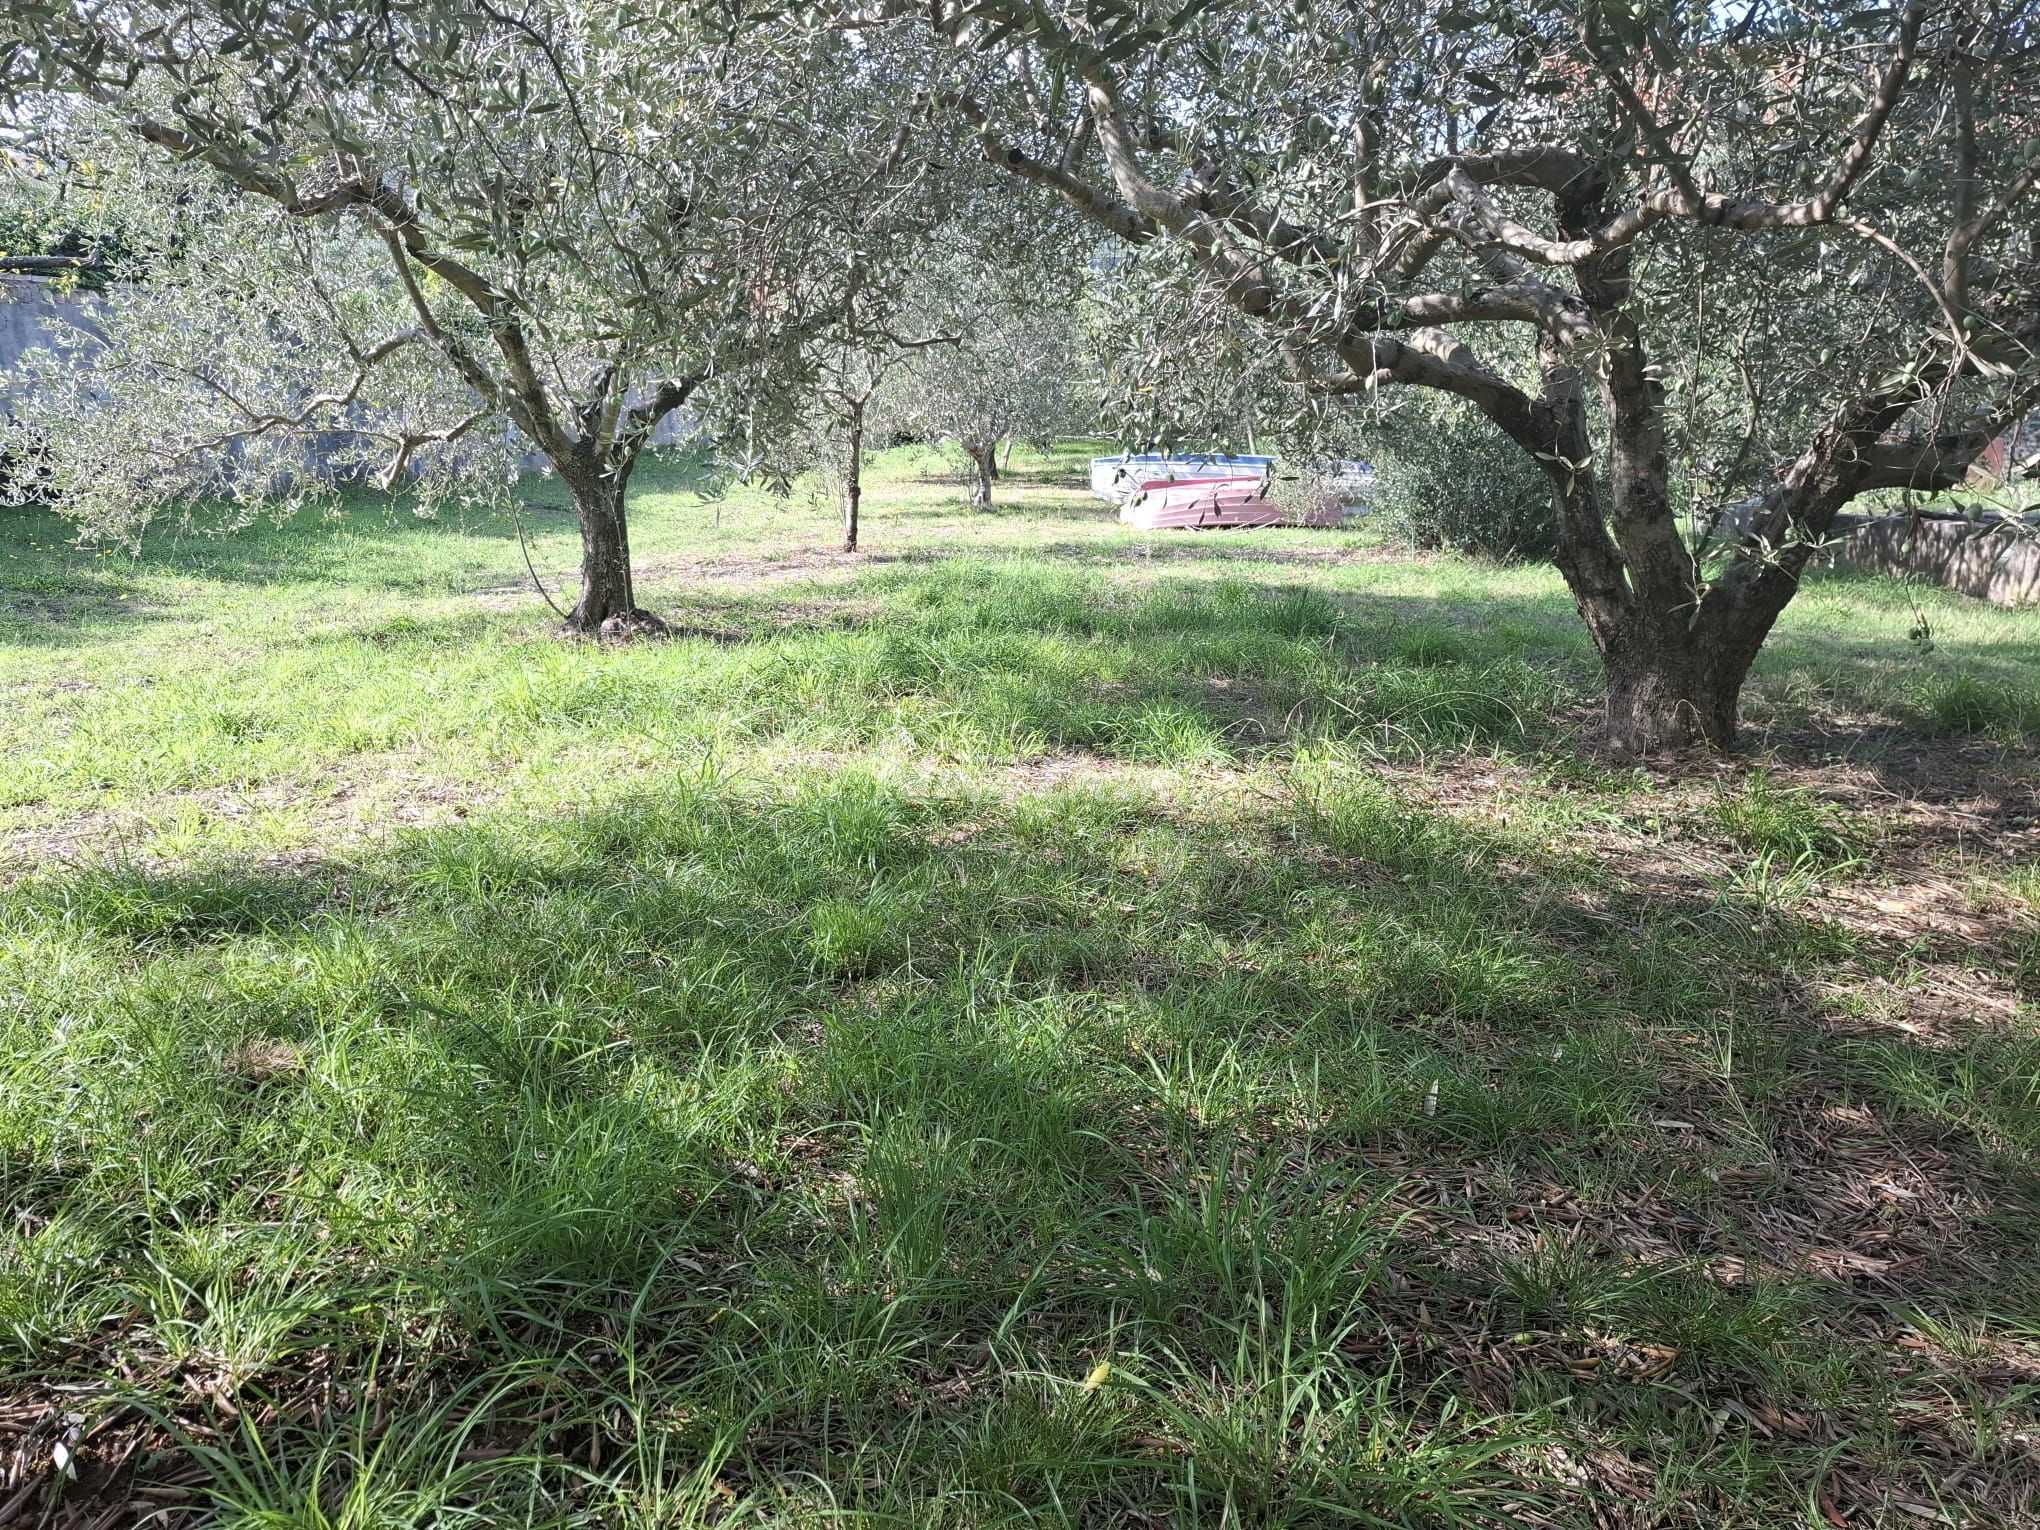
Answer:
[
  {"xmin": 1598, "ymin": 626, "xmax": 1749, "ymax": 753},
  {"xmin": 1590, "ymin": 379, "xmax": 1974, "ymax": 752},
  {"xmin": 843, "ymin": 397, "xmax": 865, "ymax": 553},
  {"xmin": 564, "ymin": 468, "xmax": 665, "ymax": 638},
  {"xmin": 1523, "ymin": 407, "xmax": 1756, "ymax": 753},
  {"xmin": 967, "ymin": 440, "xmax": 997, "ymax": 509}
]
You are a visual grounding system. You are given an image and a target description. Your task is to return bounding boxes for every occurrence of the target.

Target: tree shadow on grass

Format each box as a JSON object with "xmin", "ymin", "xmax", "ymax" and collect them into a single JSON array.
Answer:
[
  {"xmin": 0, "ymin": 509, "xmax": 167, "ymax": 647},
  {"xmin": 3, "ymin": 767, "xmax": 2036, "ymax": 1526}
]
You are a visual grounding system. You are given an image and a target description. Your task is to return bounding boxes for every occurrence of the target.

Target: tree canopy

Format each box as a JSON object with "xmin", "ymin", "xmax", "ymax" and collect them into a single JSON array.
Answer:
[
  {"xmin": 1, "ymin": 0, "xmax": 941, "ymax": 631},
  {"xmin": 889, "ymin": 0, "xmax": 2040, "ymax": 748},
  {"xmin": 882, "ymin": 243, "xmax": 1092, "ymax": 508},
  {"xmin": 3, "ymin": 0, "xmax": 2037, "ymax": 747}
]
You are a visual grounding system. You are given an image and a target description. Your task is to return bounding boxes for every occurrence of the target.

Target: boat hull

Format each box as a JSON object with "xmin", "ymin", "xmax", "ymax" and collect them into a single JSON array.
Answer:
[{"xmin": 1118, "ymin": 474, "xmax": 1343, "ymax": 530}]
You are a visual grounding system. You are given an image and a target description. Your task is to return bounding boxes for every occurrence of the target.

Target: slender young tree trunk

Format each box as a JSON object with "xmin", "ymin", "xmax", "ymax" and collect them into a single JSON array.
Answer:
[
  {"xmin": 967, "ymin": 441, "xmax": 996, "ymax": 510},
  {"xmin": 843, "ymin": 397, "xmax": 864, "ymax": 553}
]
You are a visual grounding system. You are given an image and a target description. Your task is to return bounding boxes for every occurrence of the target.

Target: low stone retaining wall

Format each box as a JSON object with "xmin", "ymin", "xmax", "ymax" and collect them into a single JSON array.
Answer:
[
  {"xmin": 1834, "ymin": 514, "xmax": 2040, "ymax": 606},
  {"xmin": 0, "ymin": 276, "xmax": 101, "ymax": 382}
]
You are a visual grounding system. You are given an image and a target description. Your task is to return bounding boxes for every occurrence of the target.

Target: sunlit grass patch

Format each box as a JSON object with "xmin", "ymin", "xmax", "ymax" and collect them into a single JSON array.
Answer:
[
  {"xmin": 1925, "ymin": 669, "xmax": 2040, "ymax": 740},
  {"xmin": 1758, "ymin": 569, "xmax": 2040, "ymax": 740}
]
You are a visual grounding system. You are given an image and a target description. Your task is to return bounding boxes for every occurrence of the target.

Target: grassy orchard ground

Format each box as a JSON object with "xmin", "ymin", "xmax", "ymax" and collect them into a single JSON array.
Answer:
[{"xmin": 1, "ymin": 443, "xmax": 2038, "ymax": 1527}]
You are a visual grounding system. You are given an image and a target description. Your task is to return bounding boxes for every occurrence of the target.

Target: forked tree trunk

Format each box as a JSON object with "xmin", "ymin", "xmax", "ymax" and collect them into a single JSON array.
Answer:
[
  {"xmin": 843, "ymin": 398, "xmax": 864, "ymax": 553},
  {"xmin": 564, "ymin": 467, "xmax": 665, "ymax": 638},
  {"xmin": 1556, "ymin": 494, "xmax": 1786, "ymax": 754},
  {"xmin": 966, "ymin": 441, "xmax": 997, "ymax": 510},
  {"xmin": 1557, "ymin": 381, "xmax": 1913, "ymax": 754},
  {"xmin": 1511, "ymin": 321, "xmax": 1788, "ymax": 756},
  {"xmin": 1556, "ymin": 522, "xmax": 1763, "ymax": 755},
  {"xmin": 1534, "ymin": 434, "xmax": 1762, "ymax": 754}
]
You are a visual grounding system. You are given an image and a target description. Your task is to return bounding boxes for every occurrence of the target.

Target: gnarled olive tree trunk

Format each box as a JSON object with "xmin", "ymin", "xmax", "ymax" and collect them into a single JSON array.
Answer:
[
  {"xmin": 1533, "ymin": 428, "xmax": 1806, "ymax": 755},
  {"xmin": 530, "ymin": 382, "xmax": 694, "ymax": 639},
  {"xmin": 1535, "ymin": 362, "xmax": 1988, "ymax": 753},
  {"xmin": 523, "ymin": 421, "xmax": 713, "ymax": 648}
]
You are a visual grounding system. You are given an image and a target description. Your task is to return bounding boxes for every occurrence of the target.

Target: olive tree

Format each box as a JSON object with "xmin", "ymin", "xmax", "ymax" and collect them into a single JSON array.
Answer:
[
  {"xmin": 803, "ymin": 282, "xmax": 961, "ymax": 552},
  {"xmin": 883, "ymin": 246, "xmax": 1090, "ymax": 508},
  {"xmin": 800, "ymin": 170, "xmax": 970, "ymax": 553},
  {"xmin": 1, "ymin": 0, "xmax": 913, "ymax": 635},
  {"xmin": 882, "ymin": 0, "xmax": 2040, "ymax": 750}
]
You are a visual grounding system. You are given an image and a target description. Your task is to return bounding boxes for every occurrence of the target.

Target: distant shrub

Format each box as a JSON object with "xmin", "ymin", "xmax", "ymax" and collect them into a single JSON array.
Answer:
[{"xmin": 1368, "ymin": 400, "xmax": 1556, "ymax": 563}]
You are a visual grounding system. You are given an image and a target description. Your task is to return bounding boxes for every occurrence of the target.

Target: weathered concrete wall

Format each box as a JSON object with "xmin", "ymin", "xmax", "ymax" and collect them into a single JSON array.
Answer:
[
  {"xmin": 1836, "ymin": 514, "xmax": 2040, "ymax": 606},
  {"xmin": 0, "ymin": 276, "xmax": 102, "ymax": 392}
]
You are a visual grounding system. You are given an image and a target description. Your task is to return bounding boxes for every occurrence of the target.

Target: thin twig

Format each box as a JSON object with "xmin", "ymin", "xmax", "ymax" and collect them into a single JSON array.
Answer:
[{"xmin": 512, "ymin": 503, "xmax": 569, "ymax": 621}]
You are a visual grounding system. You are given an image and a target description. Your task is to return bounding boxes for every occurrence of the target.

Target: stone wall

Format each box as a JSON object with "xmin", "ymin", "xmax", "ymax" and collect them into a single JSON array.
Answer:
[{"xmin": 1836, "ymin": 514, "xmax": 2040, "ymax": 606}]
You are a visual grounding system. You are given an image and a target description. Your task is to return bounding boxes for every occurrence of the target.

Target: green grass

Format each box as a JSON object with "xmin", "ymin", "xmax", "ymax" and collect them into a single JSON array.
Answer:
[{"xmin": 2, "ymin": 445, "xmax": 2038, "ymax": 1526}]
